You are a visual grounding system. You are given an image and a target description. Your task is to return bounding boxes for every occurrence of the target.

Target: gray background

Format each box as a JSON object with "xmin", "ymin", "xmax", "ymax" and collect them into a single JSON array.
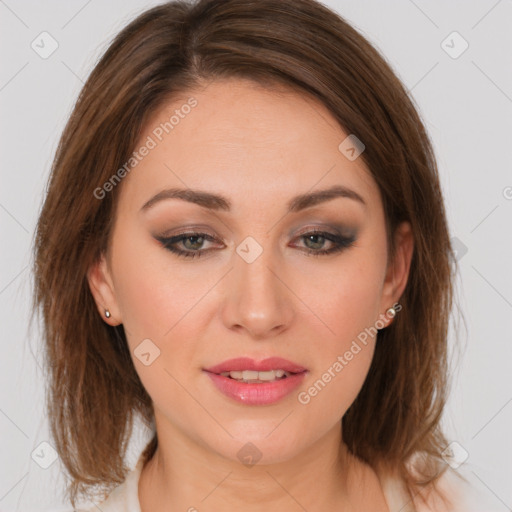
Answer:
[{"xmin": 1, "ymin": 0, "xmax": 511, "ymax": 510}]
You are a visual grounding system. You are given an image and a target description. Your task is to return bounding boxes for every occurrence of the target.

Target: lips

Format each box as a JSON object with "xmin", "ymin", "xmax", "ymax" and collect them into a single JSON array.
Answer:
[
  {"xmin": 203, "ymin": 357, "xmax": 307, "ymax": 375},
  {"xmin": 203, "ymin": 357, "xmax": 308, "ymax": 405}
]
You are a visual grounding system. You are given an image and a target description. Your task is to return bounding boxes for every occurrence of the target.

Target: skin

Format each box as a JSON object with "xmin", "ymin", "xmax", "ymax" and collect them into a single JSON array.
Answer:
[{"xmin": 88, "ymin": 78, "xmax": 414, "ymax": 511}]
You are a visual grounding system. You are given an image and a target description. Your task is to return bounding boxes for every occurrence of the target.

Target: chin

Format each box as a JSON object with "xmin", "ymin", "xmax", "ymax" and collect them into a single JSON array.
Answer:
[{"xmin": 210, "ymin": 425, "xmax": 309, "ymax": 466}]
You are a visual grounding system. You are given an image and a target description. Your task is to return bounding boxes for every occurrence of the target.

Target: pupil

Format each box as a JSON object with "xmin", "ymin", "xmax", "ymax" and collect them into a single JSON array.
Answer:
[
  {"xmin": 305, "ymin": 234, "xmax": 324, "ymax": 249},
  {"xmin": 184, "ymin": 235, "xmax": 203, "ymax": 250}
]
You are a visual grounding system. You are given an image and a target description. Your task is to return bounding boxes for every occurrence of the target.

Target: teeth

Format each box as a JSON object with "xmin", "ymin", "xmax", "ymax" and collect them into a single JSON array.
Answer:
[{"xmin": 219, "ymin": 369, "xmax": 292, "ymax": 382}]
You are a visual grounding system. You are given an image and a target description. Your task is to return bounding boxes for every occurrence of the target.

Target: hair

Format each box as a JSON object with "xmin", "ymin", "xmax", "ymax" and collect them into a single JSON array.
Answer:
[{"xmin": 32, "ymin": 0, "xmax": 463, "ymax": 508}]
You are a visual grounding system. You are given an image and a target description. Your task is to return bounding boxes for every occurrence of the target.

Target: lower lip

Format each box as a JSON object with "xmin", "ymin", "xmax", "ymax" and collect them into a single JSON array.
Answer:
[{"xmin": 204, "ymin": 371, "xmax": 308, "ymax": 405}]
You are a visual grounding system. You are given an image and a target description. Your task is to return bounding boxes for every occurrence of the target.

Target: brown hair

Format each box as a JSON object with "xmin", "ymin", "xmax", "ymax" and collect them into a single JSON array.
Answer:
[{"xmin": 32, "ymin": 0, "xmax": 463, "ymax": 507}]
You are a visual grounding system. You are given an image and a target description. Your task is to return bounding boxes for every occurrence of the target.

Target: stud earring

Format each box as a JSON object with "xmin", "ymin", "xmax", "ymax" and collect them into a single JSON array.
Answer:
[
  {"xmin": 386, "ymin": 306, "xmax": 396, "ymax": 318},
  {"xmin": 384, "ymin": 306, "xmax": 397, "ymax": 328},
  {"xmin": 104, "ymin": 309, "xmax": 111, "ymax": 318}
]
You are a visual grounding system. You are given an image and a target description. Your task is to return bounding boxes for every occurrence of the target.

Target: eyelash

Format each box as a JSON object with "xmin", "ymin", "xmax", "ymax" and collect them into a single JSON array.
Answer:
[{"xmin": 155, "ymin": 229, "xmax": 356, "ymax": 259}]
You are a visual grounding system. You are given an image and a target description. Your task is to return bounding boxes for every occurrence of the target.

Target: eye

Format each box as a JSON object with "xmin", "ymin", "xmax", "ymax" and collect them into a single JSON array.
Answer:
[
  {"xmin": 292, "ymin": 229, "xmax": 356, "ymax": 256},
  {"xmin": 155, "ymin": 232, "xmax": 222, "ymax": 259}
]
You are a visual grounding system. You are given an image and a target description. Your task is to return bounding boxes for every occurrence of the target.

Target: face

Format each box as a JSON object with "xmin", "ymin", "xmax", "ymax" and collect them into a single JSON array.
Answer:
[{"xmin": 88, "ymin": 78, "xmax": 413, "ymax": 465}]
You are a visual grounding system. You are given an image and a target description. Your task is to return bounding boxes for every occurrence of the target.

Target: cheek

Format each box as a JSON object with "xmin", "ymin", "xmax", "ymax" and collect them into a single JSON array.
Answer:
[
  {"xmin": 292, "ymin": 251, "xmax": 385, "ymax": 420},
  {"xmin": 295, "ymin": 283, "xmax": 379, "ymax": 434},
  {"xmin": 111, "ymin": 231, "xmax": 214, "ymax": 342},
  {"xmin": 110, "ymin": 238, "xmax": 211, "ymax": 421},
  {"xmin": 298, "ymin": 248, "xmax": 385, "ymax": 349}
]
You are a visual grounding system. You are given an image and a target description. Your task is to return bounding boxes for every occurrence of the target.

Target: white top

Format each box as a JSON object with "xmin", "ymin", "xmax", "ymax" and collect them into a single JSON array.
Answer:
[{"xmin": 75, "ymin": 452, "xmax": 501, "ymax": 512}]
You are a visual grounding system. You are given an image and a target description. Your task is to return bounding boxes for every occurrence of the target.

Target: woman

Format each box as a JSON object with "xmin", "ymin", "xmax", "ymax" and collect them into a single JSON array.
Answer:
[{"xmin": 32, "ymin": 0, "xmax": 488, "ymax": 510}]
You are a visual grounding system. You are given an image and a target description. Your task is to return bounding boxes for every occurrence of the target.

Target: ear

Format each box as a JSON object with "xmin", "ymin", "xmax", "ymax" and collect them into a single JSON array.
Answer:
[
  {"xmin": 87, "ymin": 253, "xmax": 122, "ymax": 325},
  {"xmin": 378, "ymin": 221, "xmax": 414, "ymax": 325}
]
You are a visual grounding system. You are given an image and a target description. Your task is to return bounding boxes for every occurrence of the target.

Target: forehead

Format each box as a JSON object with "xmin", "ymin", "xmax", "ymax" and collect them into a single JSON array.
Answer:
[{"xmin": 118, "ymin": 78, "xmax": 379, "ymax": 214}]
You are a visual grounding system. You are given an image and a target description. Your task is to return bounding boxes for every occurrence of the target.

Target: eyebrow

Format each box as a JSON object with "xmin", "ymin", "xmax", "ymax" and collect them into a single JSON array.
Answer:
[{"xmin": 140, "ymin": 184, "xmax": 366, "ymax": 213}]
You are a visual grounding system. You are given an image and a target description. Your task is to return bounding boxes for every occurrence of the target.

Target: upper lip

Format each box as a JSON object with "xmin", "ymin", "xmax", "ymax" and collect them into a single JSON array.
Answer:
[{"xmin": 204, "ymin": 357, "xmax": 307, "ymax": 374}]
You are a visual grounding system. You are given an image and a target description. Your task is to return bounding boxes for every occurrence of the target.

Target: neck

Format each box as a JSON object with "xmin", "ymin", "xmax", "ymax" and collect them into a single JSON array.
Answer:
[{"xmin": 138, "ymin": 418, "xmax": 385, "ymax": 512}]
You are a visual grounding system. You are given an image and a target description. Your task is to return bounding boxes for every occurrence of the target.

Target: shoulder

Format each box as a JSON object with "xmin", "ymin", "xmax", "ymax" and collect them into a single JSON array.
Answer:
[
  {"xmin": 411, "ymin": 464, "xmax": 503, "ymax": 512},
  {"xmin": 377, "ymin": 462, "xmax": 502, "ymax": 512}
]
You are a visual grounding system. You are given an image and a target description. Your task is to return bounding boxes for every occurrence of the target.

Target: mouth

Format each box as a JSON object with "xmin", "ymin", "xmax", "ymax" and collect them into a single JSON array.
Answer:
[
  {"xmin": 202, "ymin": 357, "xmax": 308, "ymax": 405},
  {"xmin": 217, "ymin": 369, "xmax": 299, "ymax": 383},
  {"xmin": 203, "ymin": 356, "xmax": 307, "ymax": 377}
]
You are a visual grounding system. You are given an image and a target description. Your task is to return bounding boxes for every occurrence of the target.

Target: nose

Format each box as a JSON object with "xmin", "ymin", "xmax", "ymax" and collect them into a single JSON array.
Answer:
[{"xmin": 221, "ymin": 244, "xmax": 294, "ymax": 340}]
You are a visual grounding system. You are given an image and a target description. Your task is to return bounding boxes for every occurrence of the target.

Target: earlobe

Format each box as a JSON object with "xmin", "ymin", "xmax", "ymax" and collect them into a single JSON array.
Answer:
[{"xmin": 86, "ymin": 254, "xmax": 122, "ymax": 325}]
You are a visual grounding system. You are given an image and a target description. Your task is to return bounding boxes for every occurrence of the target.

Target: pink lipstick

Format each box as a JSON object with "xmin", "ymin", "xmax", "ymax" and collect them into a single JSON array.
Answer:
[{"xmin": 203, "ymin": 357, "xmax": 308, "ymax": 405}]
